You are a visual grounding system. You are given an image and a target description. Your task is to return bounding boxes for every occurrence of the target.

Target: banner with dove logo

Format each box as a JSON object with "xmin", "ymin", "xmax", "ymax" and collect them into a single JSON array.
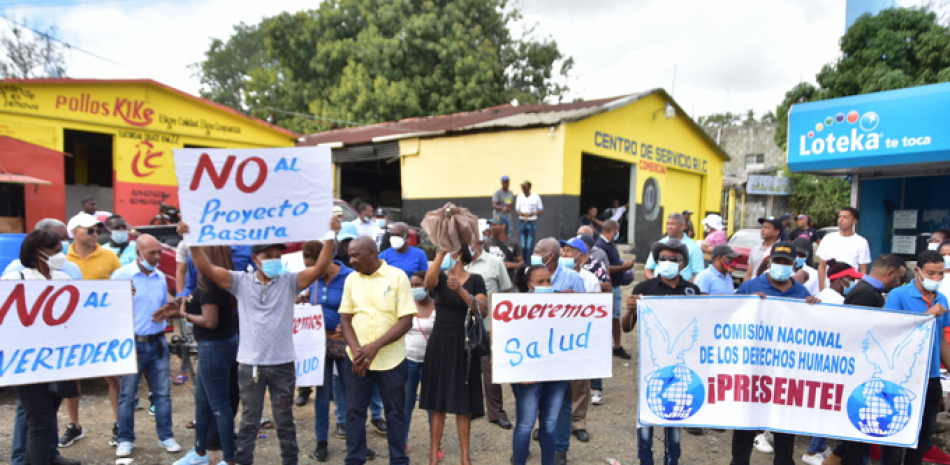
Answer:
[{"xmin": 638, "ymin": 295, "xmax": 935, "ymax": 448}]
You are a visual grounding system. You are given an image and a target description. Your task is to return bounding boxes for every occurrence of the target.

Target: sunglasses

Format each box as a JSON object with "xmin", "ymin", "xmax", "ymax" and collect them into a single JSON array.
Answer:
[
  {"xmin": 657, "ymin": 256, "xmax": 684, "ymax": 263},
  {"xmin": 80, "ymin": 227, "xmax": 100, "ymax": 235}
]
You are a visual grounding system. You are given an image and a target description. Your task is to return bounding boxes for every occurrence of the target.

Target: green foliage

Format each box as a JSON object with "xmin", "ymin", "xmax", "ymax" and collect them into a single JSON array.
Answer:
[
  {"xmin": 774, "ymin": 7, "xmax": 950, "ymax": 149},
  {"xmin": 782, "ymin": 166, "xmax": 851, "ymax": 228},
  {"xmin": 697, "ymin": 109, "xmax": 774, "ymax": 128},
  {"xmin": 193, "ymin": 0, "xmax": 574, "ymax": 134}
]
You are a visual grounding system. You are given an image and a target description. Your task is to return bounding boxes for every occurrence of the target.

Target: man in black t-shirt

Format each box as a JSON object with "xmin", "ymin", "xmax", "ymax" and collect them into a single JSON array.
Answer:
[
  {"xmin": 579, "ymin": 206, "xmax": 604, "ymax": 233},
  {"xmin": 483, "ymin": 214, "xmax": 523, "ymax": 283},
  {"xmin": 788, "ymin": 214, "xmax": 818, "ymax": 244}
]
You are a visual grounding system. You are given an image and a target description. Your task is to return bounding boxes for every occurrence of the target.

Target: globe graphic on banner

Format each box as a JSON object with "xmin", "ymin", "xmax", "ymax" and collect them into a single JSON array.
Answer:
[
  {"xmin": 846, "ymin": 379, "xmax": 913, "ymax": 437},
  {"xmin": 645, "ymin": 365, "xmax": 705, "ymax": 420}
]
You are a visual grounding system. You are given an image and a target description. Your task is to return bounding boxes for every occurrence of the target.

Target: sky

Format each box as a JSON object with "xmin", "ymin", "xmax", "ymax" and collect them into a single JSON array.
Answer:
[{"xmin": 0, "ymin": 0, "xmax": 941, "ymax": 121}]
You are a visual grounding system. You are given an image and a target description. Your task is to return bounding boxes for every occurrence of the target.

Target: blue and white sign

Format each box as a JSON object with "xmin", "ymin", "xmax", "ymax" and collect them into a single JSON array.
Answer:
[
  {"xmin": 638, "ymin": 296, "xmax": 934, "ymax": 447},
  {"xmin": 788, "ymin": 82, "xmax": 950, "ymax": 172}
]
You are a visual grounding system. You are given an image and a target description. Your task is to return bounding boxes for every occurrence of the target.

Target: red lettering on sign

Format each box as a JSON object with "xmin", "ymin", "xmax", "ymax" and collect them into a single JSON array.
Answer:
[
  {"xmin": 114, "ymin": 97, "xmax": 154, "ymax": 127},
  {"xmin": 190, "ymin": 153, "xmax": 236, "ymax": 191},
  {"xmin": 131, "ymin": 140, "xmax": 164, "ymax": 178},
  {"xmin": 235, "ymin": 157, "xmax": 268, "ymax": 193},
  {"xmin": 0, "ymin": 284, "xmax": 78, "ymax": 327}
]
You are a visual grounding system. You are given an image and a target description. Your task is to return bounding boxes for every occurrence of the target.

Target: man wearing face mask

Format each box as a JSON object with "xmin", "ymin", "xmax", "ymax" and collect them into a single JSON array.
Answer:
[
  {"xmin": 3, "ymin": 218, "xmax": 83, "ymax": 280},
  {"xmin": 622, "ymin": 238, "xmax": 700, "ymax": 465},
  {"xmin": 791, "ymin": 237, "xmax": 820, "ymax": 296},
  {"xmin": 373, "ymin": 208, "xmax": 390, "ymax": 250},
  {"xmin": 178, "ymin": 221, "xmax": 327, "ymax": 465},
  {"xmin": 731, "ymin": 242, "xmax": 818, "ymax": 465},
  {"xmin": 335, "ymin": 222, "xmax": 360, "ymax": 268},
  {"xmin": 927, "ymin": 229, "xmax": 950, "ymax": 251},
  {"xmin": 379, "ymin": 222, "xmax": 428, "ymax": 277},
  {"xmin": 103, "ymin": 215, "xmax": 138, "ymax": 266},
  {"xmin": 110, "ymin": 234, "xmax": 182, "ymax": 458},
  {"xmin": 694, "ymin": 245, "xmax": 741, "ymax": 296},
  {"xmin": 352, "ymin": 202, "xmax": 379, "ymax": 239},
  {"xmin": 815, "ymin": 259, "xmax": 863, "ymax": 305},
  {"xmin": 644, "ymin": 213, "xmax": 704, "ymax": 282}
]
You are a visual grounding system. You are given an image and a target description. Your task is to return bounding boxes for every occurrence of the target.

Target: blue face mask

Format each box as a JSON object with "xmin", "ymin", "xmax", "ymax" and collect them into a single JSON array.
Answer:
[
  {"xmin": 440, "ymin": 254, "xmax": 457, "ymax": 271},
  {"xmin": 795, "ymin": 257, "xmax": 806, "ymax": 269},
  {"xmin": 844, "ymin": 279, "xmax": 856, "ymax": 295},
  {"xmin": 532, "ymin": 285, "xmax": 555, "ymax": 293},
  {"xmin": 943, "ymin": 256, "xmax": 950, "ymax": 270},
  {"xmin": 139, "ymin": 255, "xmax": 155, "ymax": 272},
  {"xmin": 411, "ymin": 287, "xmax": 427, "ymax": 301},
  {"xmin": 769, "ymin": 263, "xmax": 794, "ymax": 282},
  {"xmin": 261, "ymin": 259, "xmax": 284, "ymax": 278},
  {"xmin": 530, "ymin": 252, "xmax": 552, "ymax": 267},
  {"xmin": 657, "ymin": 261, "xmax": 680, "ymax": 279},
  {"xmin": 558, "ymin": 256, "xmax": 576, "ymax": 270},
  {"xmin": 112, "ymin": 230, "xmax": 129, "ymax": 244},
  {"xmin": 376, "ymin": 218, "xmax": 387, "ymax": 228},
  {"xmin": 62, "ymin": 240, "xmax": 71, "ymax": 251}
]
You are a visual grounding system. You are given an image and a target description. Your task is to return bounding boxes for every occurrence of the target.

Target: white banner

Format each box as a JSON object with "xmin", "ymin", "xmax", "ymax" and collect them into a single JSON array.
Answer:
[
  {"xmin": 638, "ymin": 296, "xmax": 935, "ymax": 447},
  {"xmin": 174, "ymin": 147, "xmax": 332, "ymax": 246},
  {"xmin": 491, "ymin": 293, "xmax": 613, "ymax": 383},
  {"xmin": 0, "ymin": 281, "xmax": 137, "ymax": 387},
  {"xmin": 294, "ymin": 304, "xmax": 326, "ymax": 387}
]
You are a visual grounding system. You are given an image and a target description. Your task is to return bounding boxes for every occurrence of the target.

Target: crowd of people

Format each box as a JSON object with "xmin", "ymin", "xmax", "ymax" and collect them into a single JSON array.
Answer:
[{"xmin": 6, "ymin": 190, "xmax": 950, "ymax": 465}]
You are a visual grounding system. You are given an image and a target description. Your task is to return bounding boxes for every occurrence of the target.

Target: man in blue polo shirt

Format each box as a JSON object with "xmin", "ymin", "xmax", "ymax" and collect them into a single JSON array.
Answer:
[
  {"xmin": 378, "ymin": 222, "xmax": 428, "ymax": 276},
  {"xmin": 880, "ymin": 250, "xmax": 950, "ymax": 465},
  {"xmin": 731, "ymin": 241, "xmax": 817, "ymax": 465},
  {"xmin": 694, "ymin": 245, "xmax": 741, "ymax": 295}
]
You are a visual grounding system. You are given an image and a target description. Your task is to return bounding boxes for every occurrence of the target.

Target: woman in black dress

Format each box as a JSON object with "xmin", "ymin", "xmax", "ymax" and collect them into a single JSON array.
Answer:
[{"xmin": 420, "ymin": 245, "xmax": 488, "ymax": 465}]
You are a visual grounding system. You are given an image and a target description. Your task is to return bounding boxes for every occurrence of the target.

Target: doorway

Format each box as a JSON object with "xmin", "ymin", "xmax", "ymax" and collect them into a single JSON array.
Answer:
[
  {"xmin": 0, "ymin": 183, "xmax": 25, "ymax": 232},
  {"xmin": 63, "ymin": 129, "xmax": 114, "ymax": 214},
  {"xmin": 339, "ymin": 159, "xmax": 402, "ymax": 218},
  {"xmin": 580, "ymin": 154, "xmax": 631, "ymax": 242}
]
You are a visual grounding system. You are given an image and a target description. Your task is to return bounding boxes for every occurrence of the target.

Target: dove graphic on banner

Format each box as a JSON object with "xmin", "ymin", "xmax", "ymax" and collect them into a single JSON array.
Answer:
[
  {"xmin": 641, "ymin": 305, "xmax": 705, "ymax": 420},
  {"xmin": 847, "ymin": 324, "xmax": 931, "ymax": 437}
]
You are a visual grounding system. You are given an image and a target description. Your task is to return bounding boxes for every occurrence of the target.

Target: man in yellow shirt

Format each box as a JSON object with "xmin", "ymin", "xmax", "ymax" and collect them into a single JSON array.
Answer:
[
  {"xmin": 60, "ymin": 212, "xmax": 123, "ymax": 448},
  {"xmin": 340, "ymin": 236, "xmax": 416, "ymax": 465}
]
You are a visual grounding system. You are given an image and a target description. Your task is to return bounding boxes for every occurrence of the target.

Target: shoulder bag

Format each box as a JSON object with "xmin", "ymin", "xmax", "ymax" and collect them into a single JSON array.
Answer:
[{"xmin": 463, "ymin": 298, "xmax": 490, "ymax": 384}]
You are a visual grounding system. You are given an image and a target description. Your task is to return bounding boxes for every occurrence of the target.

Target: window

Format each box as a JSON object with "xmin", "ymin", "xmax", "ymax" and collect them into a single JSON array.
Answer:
[{"xmin": 745, "ymin": 154, "xmax": 765, "ymax": 170}]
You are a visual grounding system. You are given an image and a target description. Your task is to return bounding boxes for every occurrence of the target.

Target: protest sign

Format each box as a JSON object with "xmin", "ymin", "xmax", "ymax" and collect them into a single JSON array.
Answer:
[
  {"xmin": 0, "ymin": 280, "xmax": 136, "ymax": 387},
  {"xmin": 491, "ymin": 292, "xmax": 612, "ymax": 383},
  {"xmin": 637, "ymin": 296, "xmax": 934, "ymax": 447},
  {"xmin": 174, "ymin": 147, "xmax": 332, "ymax": 246},
  {"xmin": 294, "ymin": 304, "xmax": 326, "ymax": 387}
]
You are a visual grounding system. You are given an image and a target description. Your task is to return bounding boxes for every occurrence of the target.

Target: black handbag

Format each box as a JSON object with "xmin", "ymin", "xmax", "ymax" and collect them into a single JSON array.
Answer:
[
  {"xmin": 463, "ymin": 298, "xmax": 490, "ymax": 384},
  {"xmin": 48, "ymin": 380, "xmax": 79, "ymax": 399}
]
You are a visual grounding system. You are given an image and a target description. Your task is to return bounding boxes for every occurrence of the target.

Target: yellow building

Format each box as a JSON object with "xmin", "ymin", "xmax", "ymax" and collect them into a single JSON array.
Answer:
[
  {"xmin": 301, "ymin": 89, "xmax": 728, "ymax": 258},
  {"xmin": 0, "ymin": 79, "xmax": 297, "ymax": 226}
]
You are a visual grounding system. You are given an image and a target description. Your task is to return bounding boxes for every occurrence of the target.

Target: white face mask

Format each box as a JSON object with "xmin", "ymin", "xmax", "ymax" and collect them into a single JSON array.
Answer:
[
  {"xmin": 389, "ymin": 236, "xmax": 406, "ymax": 250},
  {"xmin": 929, "ymin": 242, "xmax": 940, "ymax": 251},
  {"xmin": 41, "ymin": 251, "xmax": 66, "ymax": 271}
]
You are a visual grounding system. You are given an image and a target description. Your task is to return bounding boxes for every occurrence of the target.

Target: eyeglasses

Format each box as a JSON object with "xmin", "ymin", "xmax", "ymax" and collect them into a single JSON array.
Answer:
[{"xmin": 657, "ymin": 256, "xmax": 684, "ymax": 263}]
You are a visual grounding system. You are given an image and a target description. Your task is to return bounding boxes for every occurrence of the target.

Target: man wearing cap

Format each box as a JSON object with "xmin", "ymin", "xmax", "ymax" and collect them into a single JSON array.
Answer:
[
  {"xmin": 179, "ymin": 220, "xmax": 327, "ymax": 465},
  {"xmin": 744, "ymin": 217, "xmax": 782, "ymax": 282},
  {"xmin": 644, "ymin": 213, "xmax": 704, "ymax": 282},
  {"xmin": 789, "ymin": 214, "xmax": 818, "ymax": 243},
  {"xmin": 379, "ymin": 222, "xmax": 428, "ymax": 277},
  {"xmin": 622, "ymin": 238, "xmax": 701, "ymax": 465},
  {"xmin": 466, "ymin": 235, "xmax": 513, "ymax": 430},
  {"xmin": 700, "ymin": 215, "xmax": 728, "ymax": 254},
  {"xmin": 333, "ymin": 205, "xmax": 345, "ymax": 221},
  {"xmin": 485, "ymin": 214, "xmax": 523, "ymax": 283},
  {"xmin": 731, "ymin": 241, "xmax": 817, "ymax": 465},
  {"xmin": 111, "ymin": 234, "xmax": 182, "ymax": 458},
  {"xmin": 779, "ymin": 213, "xmax": 793, "ymax": 241},
  {"xmin": 61, "ymin": 212, "xmax": 123, "ymax": 448},
  {"xmin": 683, "ymin": 210, "xmax": 695, "ymax": 239},
  {"xmin": 516, "ymin": 181, "xmax": 544, "ymax": 262},
  {"xmin": 694, "ymin": 245, "xmax": 742, "ymax": 296},
  {"xmin": 492, "ymin": 175, "xmax": 516, "ymax": 234}
]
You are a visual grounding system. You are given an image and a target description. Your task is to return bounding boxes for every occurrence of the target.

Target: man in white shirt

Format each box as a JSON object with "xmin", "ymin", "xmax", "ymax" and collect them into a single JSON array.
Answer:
[
  {"xmin": 352, "ymin": 202, "xmax": 380, "ymax": 240},
  {"xmin": 515, "ymin": 180, "xmax": 543, "ymax": 262},
  {"xmin": 816, "ymin": 207, "xmax": 871, "ymax": 290}
]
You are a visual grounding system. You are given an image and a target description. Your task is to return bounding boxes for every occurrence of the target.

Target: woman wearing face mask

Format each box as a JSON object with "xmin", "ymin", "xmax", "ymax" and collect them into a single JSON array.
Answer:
[
  {"xmin": 421, "ymin": 246, "xmax": 488, "ymax": 465},
  {"xmin": 2, "ymin": 229, "xmax": 81, "ymax": 465},
  {"xmin": 404, "ymin": 271, "xmax": 440, "ymax": 458},
  {"xmin": 510, "ymin": 264, "xmax": 566, "ymax": 465},
  {"xmin": 104, "ymin": 215, "xmax": 138, "ymax": 266}
]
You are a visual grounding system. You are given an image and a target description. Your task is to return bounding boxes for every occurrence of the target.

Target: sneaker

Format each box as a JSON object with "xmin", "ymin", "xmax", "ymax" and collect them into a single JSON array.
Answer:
[
  {"xmin": 822, "ymin": 448, "xmax": 833, "ymax": 459},
  {"xmin": 160, "ymin": 438, "xmax": 183, "ymax": 453},
  {"xmin": 754, "ymin": 432, "xmax": 774, "ymax": 454},
  {"xmin": 116, "ymin": 441, "xmax": 134, "ymax": 457},
  {"xmin": 334, "ymin": 423, "xmax": 346, "ymax": 438},
  {"xmin": 58, "ymin": 423, "xmax": 84, "ymax": 447},
  {"xmin": 591, "ymin": 390, "xmax": 603, "ymax": 405},
  {"xmin": 148, "ymin": 392, "xmax": 155, "ymax": 416},
  {"xmin": 612, "ymin": 346, "xmax": 632, "ymax": 360},
  {"xmin": 802, "ymin": 453, "xmax": 824, "ymax": 465},
  {"xmin": 310, "ymin": 441, "xmax": 329, "ymax": 462},
  {"xmin": 173, "ymin": 448, "xmax": 210, "ymax": 465},
  {"xmin": 109, "ymin": 423, "xmax": 119, "ymax": 447},
  {"xmin": 134, "ymin": 396, "xmax": 143, "ymax": 410},
  {"xmin": 371, "ymin": 418, "xmax": 388, "ymax": 434},
  {"xmin": 438, "ymin": 449, "xmax": 444, "ymax": 462},
  {"xmin": 366, "ymin": 447, "xmax": 377, "ymax": 460},
  {"xmin": 924, "ymin": 445, "xmax": 950, "ymax": 464}
]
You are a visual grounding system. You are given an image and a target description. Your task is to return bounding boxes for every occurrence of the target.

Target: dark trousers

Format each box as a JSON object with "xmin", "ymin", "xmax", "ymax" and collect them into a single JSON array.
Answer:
[
  {"xmin": 835, "ymin": 441, "xmax": 870, "ymax": 465},
  {"xmin": 15, "ymin": 383, "xmax": 62, "ymax": 465},
  {"xmin": 481, "ymin": 354, "xmax": 508, "ymax": 421},
  {"xmin": 12, "ymin": 399, "xmax": 60, "ymax": 465},
  {"xmin": 235, "ymin": 363, "xmax": 298, "ymax": 465},
  {"xmin": 343, "ymin": 358, "xmax": 409, "ymax": 465},
  {"xmin": 731, "ymin": 430, "xmax": 795, "ymax": 465},
  {"xmin": 881, "ymin": 378, "xmax": 943, "ymax": 465}
]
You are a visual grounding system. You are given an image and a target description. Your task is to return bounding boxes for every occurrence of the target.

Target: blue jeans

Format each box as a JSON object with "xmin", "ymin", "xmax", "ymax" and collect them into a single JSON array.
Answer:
[
  {"xmin": 498, "ymin": 214, "xmax": 511, "ymax": 235},
  {"xmin": 555, "ymin": 387, "xmax": 572, "ymax": 452},
  {"xmin": 12, "ymin": 399, "xmax": 60, "ymax": 465},
  {"xmin": 638, "ymin": 426, "xmax": 681, "ymax": 465},
  {"xmin": 512, "ymin": 381, "xmax": 569, "ymax": 465},
  {"xmin": 343, "ymin": 358, "xmax": 408, "ymax": 465},
  {"xmin": 612, "ymin": 286, "xmax": 623, "ymax": 319},
  {"xmin": 315, "ymin": 357, "xmax": 348, "ymax": 441},
  {"xmin": 808, "ymin": 436, "xmax": 827, "ymax": 454},
  {"xmin": 404, "ymin": 360, "xmax": 432, "ymax": 444},
  {"xmin": 591, "ymin": 379, "xmax": 603, "ymax": 391},
  {"xmin": 119, "ymin": 338, "xmax": 173, "ymax": 443},
  {"xmin": 519, "ymin": 220, "xmax": 537, "ymax": 261},
  {"xmin": 330, "ymin": 373, "xmax": 384, "ymax": 425},
  {"xmin": 194, "ymin": 335, "xmax": 238, "ymax": 461}
]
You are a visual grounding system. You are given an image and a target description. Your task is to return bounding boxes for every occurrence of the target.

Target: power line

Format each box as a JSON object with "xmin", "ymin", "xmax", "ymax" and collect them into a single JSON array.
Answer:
[
  {"xmin": 0, "ymin": 12, "xmax": 138, "ymax": 72},
  {"xmin": 263, "ymin": 107, "xmax": 368, "ymax": 126}
]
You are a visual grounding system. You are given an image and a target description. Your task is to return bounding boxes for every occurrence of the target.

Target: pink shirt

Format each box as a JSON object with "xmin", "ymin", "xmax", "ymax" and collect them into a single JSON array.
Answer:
[{"xmin": 706, "ymin": 229, "xmax": 727, "ymax": 248}]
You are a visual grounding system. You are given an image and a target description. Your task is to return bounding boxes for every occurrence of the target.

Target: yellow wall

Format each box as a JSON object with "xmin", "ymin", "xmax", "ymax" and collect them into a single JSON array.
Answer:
[
  {"xmin": 400, "ymin": 127, "xmax": 564, "ymax": 199},
  {"xmin": 562, "ymin": 93, "xmax": 726, "ymax": 223}
]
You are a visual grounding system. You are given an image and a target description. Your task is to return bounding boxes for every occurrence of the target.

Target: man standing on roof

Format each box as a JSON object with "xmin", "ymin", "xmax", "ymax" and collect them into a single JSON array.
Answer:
[
  {"xmin": 516, "ymin": 181, "xmax": 543, "ymax": 262},
  {"xmin": 492, "ymin": 175, "xmax": 516, "ymax": 235}
]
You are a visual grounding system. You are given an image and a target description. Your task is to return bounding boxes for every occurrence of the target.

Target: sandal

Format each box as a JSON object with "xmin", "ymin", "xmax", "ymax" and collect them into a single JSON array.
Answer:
[
  {"xmin": 260, "ymin": 417, "xmax": 274, "ymax": 429},
  {"xmin": 186, "ymin": 419, "xmax": 195, "ymax": 429},
  {"xmin": 173, "ymin": 373, "xmax": 187, "ymax": 385}
]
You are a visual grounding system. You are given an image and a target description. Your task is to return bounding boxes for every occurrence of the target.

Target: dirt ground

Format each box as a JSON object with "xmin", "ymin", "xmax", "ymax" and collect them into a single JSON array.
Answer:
[{"xmin": 0, "ymin": 326, "xmax": 841, "ymax": 465}]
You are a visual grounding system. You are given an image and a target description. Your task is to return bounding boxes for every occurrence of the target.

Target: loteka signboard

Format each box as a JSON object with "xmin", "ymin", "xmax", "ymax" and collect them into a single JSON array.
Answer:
[
  {"xmin": 0, "ymin": 281, "xmax": 137, "ymax": 387},
  {"xmin": 491, "ymin": 293, "xmax": 613, "ymax": 384},
  {"xmin": 174, "ymin": 147, "xmax": 332, "ymax": 246}
]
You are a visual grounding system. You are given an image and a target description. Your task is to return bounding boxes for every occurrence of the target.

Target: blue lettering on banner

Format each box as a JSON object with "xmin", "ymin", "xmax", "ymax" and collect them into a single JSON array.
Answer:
[
  {"xmin": 274, "ymin": 157, "xmax": 301, "ymax": 172},
  {"xmin": 197, "ymin": 197, "xmax": 302, "ymax": 244},
  {"xmin": 506, "ymin": 322, "xmax": 592, "ymax": 367},
  {"xmin": 0, "ymin": 338, "xmax": 135, "ymax": 377},
  {"xmin": 82, "ymin": 292, "xmax": 111, "ymax": 308},
  {"xmin": 593, "ymin": 131, "xmax": 707, "ymax": 173},
  {"xmin": 296, "ymin": 356, "xmax": 320, "ymax": 377}
]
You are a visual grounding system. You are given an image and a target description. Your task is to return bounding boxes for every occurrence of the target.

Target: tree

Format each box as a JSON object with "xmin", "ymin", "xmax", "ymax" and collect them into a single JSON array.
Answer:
[
  {"xmin": 0, "ymin": 19, "xmax": 66, "ymax": 79},
  {"xmin": 193, "ymin": 0, "xmax": 574, "ymax": 134},
  {"xmin": 774, "ymin": 7, "xmax": 950, "ymax": 149},
  {"xmin": 782, "ymin": 166, "xmax": 851, "ymax": 228},
  {"xmin": 696, "ymin": 112, "xmax": 740, "ymax": 128}
]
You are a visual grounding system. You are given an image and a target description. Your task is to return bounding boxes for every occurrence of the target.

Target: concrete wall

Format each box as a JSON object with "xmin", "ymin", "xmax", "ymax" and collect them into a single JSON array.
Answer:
[{"xmin": 704, "ymin": 123, "xmax": 785, "ymax": 175}]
